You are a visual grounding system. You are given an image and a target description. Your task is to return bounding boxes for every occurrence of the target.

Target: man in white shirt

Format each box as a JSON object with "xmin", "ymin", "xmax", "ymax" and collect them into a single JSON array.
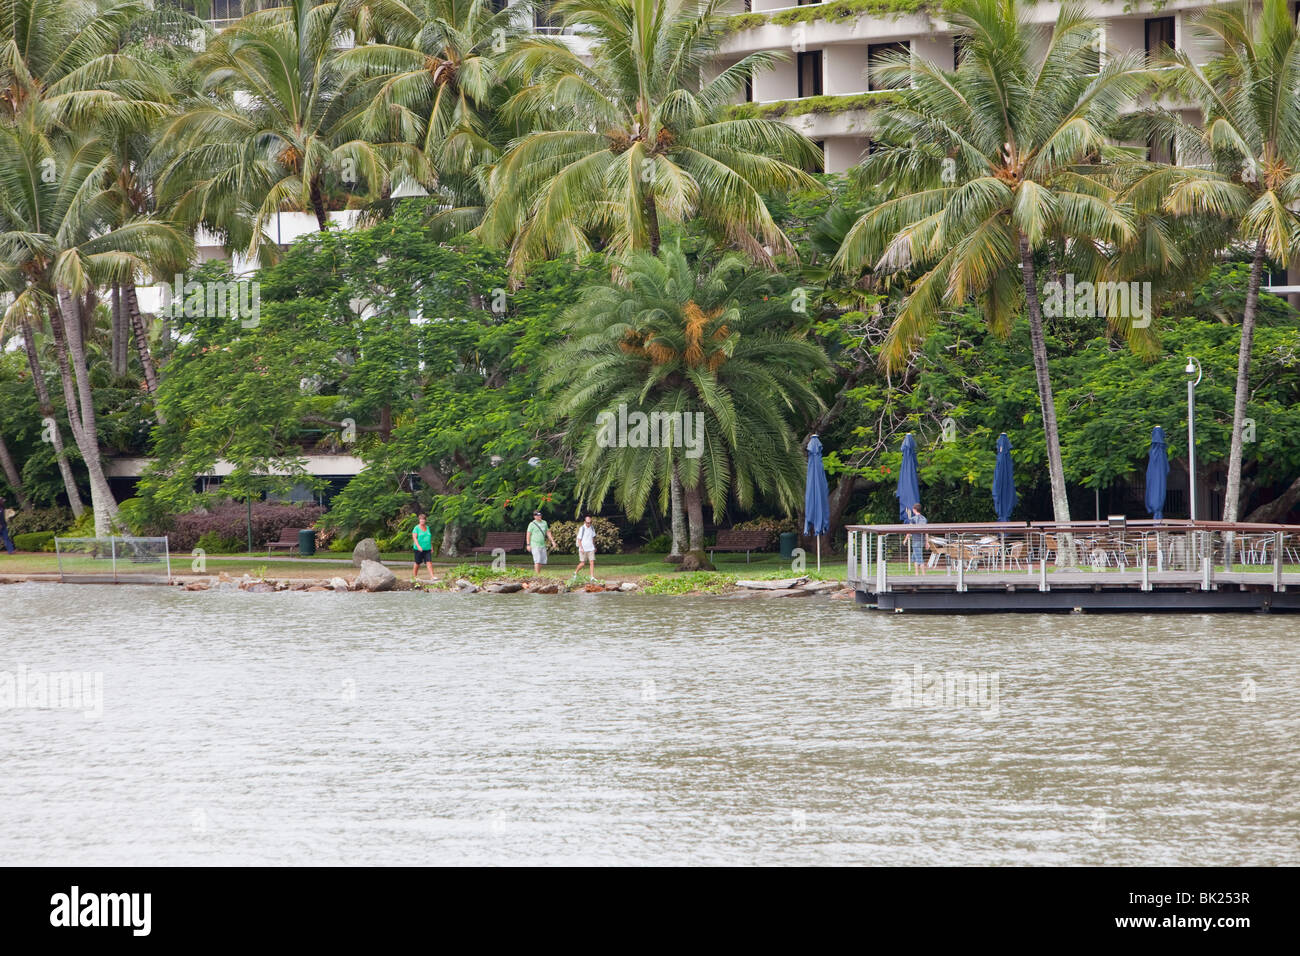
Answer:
[{"xmin": 574, "ymin": 515, "xmax": 597, "ymax": 580}]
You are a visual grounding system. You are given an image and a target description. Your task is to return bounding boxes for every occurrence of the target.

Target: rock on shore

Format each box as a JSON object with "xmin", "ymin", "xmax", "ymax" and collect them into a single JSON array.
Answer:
[{"xmin": 357, "ymin": 559, "xmax": 396, "ymax": 592}]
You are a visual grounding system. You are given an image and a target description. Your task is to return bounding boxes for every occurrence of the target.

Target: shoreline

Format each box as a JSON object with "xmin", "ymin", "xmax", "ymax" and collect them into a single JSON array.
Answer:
[{"xmin": 0, "ymin": 568, "xmax": 854, "ymax": 599}]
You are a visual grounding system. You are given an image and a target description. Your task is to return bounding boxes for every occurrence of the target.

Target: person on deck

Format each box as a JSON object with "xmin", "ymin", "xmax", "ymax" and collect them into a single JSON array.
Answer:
[
  {"xmin": 907, "ymin": 503, "xmax": 927, "ymax": 575},
  {"xmin": 410, "ymin": 514, "xmax": 436, "ymax": 584},
  {"xmin": 526, "ymin": 511, "xmax": 558, "ymax": 575}
]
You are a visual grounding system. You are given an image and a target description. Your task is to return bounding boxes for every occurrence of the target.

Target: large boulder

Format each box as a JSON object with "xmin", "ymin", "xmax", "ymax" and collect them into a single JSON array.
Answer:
[
  {"xmin": 357, "ymin": 559, "xmax": 396, "ymax": 592},
  {"xmin": 352, "ymin": 537, "xmax": 381, "ymax": 566}
]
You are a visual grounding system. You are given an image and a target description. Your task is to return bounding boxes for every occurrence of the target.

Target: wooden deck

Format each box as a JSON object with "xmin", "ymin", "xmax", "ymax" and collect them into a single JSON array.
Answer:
[{"xmin": 851, "ymin": 570, "xmax": 1300, "ymax": 613}]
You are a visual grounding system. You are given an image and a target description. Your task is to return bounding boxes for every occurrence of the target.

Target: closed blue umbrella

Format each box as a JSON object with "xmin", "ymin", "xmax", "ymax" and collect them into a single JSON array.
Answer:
[
  {"xmin": 992, "ymin": 432, "xmax": 1016, "ymax": 522},
  {"xmin": 1145, "ymin": 426, "xmax": 1169, "ymax": 520},
  {"xmin": 895, "ymin": 433, "xmax": 921, "ymax": 521},
  {"xmin": 804, "ymin": 435, "xmax": 830, "ymax": 570}
]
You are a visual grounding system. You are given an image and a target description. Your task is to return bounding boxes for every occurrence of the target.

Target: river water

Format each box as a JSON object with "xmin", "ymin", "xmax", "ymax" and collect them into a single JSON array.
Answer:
[{"xmin": 1, "ymin": 582, "xmax": 1296, "ymax": 865}]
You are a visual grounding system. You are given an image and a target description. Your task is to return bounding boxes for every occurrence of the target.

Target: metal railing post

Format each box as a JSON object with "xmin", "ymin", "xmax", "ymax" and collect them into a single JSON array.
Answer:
[
  {"xmin": 1039, "ymin": 558, "xmax": 1048, "ymax": 592},
  {"xmin": 876, "ymin": 534, "xmax": 886, "ymax": 593},
  {"xmin": 1201, "ymin": 556, "xmax": 1212, "ymax": 591},
  {"xmin": 111, "ymin": 537, "xmax": 118, "ymax": 584},
  {"xmin": 956, "ymin": 550, "xmax": 966, "ymax": 593},
  {"xmin": 1141, "ymin": 540, "xmax": 1150, "ymax": 591}
]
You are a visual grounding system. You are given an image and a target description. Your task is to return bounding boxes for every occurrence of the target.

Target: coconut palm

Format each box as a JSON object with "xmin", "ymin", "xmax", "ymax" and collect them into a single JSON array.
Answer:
[
  {"xmin": 159, "ymin": 0, "xmax": 419, "ymax": 259},
  {"xmin": 832, "ymin": 0, "xmax": 1149, "ymax": 528},
  {"xmin": 338, "ymin": 0, "xmax": 529, "ymax": 236},
  {"xmin": 1139, "ymin": 0, "xmax": 1300, "ymax": 523},
  {"xmin": 477, "ymin": 0, "xmax": 821, "ymax": 276},
  {"xmin": 0, "ymin": 126, "xmax": 189, "ymax": 534},
  {"xmin": 545, "ymin": 242, "xmax": 828, "ymax": 556}
]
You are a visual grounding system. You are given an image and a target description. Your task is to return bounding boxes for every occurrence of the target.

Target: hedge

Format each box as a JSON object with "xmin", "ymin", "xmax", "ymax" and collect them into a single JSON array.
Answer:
[{"xmin": 12, "ymin": 531, "xmax": 55, "ymax": 552}]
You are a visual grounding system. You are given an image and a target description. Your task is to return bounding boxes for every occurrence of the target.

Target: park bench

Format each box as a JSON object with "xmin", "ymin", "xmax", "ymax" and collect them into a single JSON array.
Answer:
[
  {"xmin": 266, "ymin": 527, "xmax": 303, "ymax": 555},
  {"xmin": 470, "ymin": 531, "xmax": 529, "ymax": 562},
  {"xmin": 709, "ymin": 528, "xmax": 770, "ymax": 563}
]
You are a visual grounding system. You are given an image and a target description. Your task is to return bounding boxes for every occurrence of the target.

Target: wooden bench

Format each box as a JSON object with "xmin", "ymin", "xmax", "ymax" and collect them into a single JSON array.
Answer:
[
  {"xmin": 709, "ymin": 529, "xmax": 771, "ymax": 563},
  {"xmin": 470, "ymin": 531, "xmax": 529, "ymax": 561},
  {"xmin": 266, "ymin": 528, "xmax": 303, "ymax": 554}
]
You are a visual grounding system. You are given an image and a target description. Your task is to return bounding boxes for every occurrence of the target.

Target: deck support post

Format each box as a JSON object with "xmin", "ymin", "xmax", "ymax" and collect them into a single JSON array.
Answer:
[
  {"xmin": 956, "ymin": 554, "xmax": 966, "ymax": 593},
  {"xmin": 1141, "ymin": 541, "xmax": 1151, "ymax": 591},
  {"xmin": 1039, "ymin": 558, "xmax": 1048, "ymax": 593},
  {"xmin": 1274, "ymin": 532, "xmax": 1284, "ymax": 592},
  {"xmin": 1201, "ymin": 557, "xmax": 1212, "ymax": 591},
  {"xmin": 876, "ymin": 534, "xmax": 887, "ymax": 594}
]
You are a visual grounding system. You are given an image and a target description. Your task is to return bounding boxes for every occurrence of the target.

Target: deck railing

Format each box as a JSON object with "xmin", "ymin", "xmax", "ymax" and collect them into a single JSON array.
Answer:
[{"xmin": 845, "ymin": 520, "xmax": 1300, "ymax": 594}]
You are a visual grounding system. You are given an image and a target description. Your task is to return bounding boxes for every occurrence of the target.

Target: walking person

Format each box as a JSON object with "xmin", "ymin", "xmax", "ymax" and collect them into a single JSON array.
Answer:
[
  {"xmin": 574, "ymin": 515, "xmax": 597, "ymax": 581},
  {"xmin": 410, "ymin": 514, "xmax": 436, "ymax": 584},
  {"xmin": 526, "ymin": 510, "xmax": 557, "ymax": 575},
  {"xmin": 907, "ymin": 503, "xmax": 927, "ymax": 575},
  {"xmin": 0, "ymin": 497, "xmax": 14, "ymax": 555}
]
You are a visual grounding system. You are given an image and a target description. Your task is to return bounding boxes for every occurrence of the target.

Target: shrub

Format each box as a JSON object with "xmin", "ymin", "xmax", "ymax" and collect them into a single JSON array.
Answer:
[
  {"xmin": 7, "ymin": 506, "xmax": 73, "ymax": 537},
  {"xmin": 12, "ymin": 531, "xmax": 54, "ymax": 552},
  {"xmin": 547, "ymin": 518, "xmax": 623, "ymax": 554},
  {"xmin": 164, "ymin": 501, "xmax": 326, "ymax": 552},
  {"xmin": 194, "ymin": 530, "xmax": 244, "ymax": 554},
  {"xmin": 643, "ymin": 532, "xmax": 672, "ymax": 554}
]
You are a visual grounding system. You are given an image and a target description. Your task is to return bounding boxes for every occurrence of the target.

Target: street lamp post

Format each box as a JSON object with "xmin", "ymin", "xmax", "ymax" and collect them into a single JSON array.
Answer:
[{"xmin": 1185, "ymin": 357, "xmax": 1202, "ymax": 520}]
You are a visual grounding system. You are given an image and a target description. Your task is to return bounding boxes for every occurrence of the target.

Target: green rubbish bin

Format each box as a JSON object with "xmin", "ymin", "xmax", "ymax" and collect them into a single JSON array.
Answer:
[
  {"xmin": 779, "ymin": 531, "xmax": 797, "ymax": 560},
  {"xmin": 298, "ymin": 528, "xmax": 316, "ymax": 556}
]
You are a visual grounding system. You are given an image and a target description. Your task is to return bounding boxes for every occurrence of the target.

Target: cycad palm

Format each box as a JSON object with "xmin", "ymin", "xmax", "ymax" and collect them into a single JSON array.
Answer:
[
  {"xmin": 545, "ymin": 243, "xmax": 827, "ymax": 554},
  {"xmin": 478, "ymin": 0, "xmax": 820, "ymax": 276},
  {"xmin": 833, "ymin": 0, "xmax": 1148, "ymax": 526},
  {"xmin": 1140, "ymin": 0, "xmax": 1300, "ymax": 523}
]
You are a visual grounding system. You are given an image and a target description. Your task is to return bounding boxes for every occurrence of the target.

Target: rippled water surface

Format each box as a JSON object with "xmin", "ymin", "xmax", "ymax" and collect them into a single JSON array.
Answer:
[{"xmin": 2, "ymin": 582, "xmax": 1297, "ymax": 865}]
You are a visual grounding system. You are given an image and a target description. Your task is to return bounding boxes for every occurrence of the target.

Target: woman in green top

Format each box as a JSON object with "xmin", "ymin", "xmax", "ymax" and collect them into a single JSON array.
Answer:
[{"xmin": 411, "ymin": 514, "xmax": 436, "ymax": 583}]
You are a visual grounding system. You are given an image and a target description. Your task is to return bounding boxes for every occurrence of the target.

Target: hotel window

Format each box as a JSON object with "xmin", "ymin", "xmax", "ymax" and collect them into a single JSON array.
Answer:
[
  {"xmin": 744, "ymin": 75, "xmax": 753, "ymax": 103},
  {"xmin": 1145, "ymin": 16, "xmax": 1175, "ymax": 65},
  {"xmin": 797, "ymin": 50, "xmax": 823, "ymax": 98},
  {"xmin": 807, "ymin": 140, "xmax": 826, "ymax": 174},
  {"xmin": 535, "ymin": 3, "xmax": 561, "ymax": 33},
  {"xmin": 1147, "ymin": 132, "xmax": 1175, "ymax": 165},
  {"xmin": 868, "ymin": 41, "xmax": 909, "ymax": 91}
]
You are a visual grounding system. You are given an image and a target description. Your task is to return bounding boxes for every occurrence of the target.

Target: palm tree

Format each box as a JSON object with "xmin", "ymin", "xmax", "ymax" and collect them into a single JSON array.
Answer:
[
  {"xmin": 159, "ymin": 0, "xmax": 417, "ymax": 259},
  {"xmin": 832, "ymin": 0, "xmax": 1148, "ymax": 528},
  {"xmin": 1145, "ymin": 0, "xmax": 1300, "ymax": 524},
  {"xmin": 0, "ymin": 126, "xmax": 188, "ymax": 534},
  {"xmin": 338, "ymin": 0, "xmax": 528, "ymax": 236},
  {"xmin": 477, "ymin": 0, "xmax": 821, "ymax": 275},
  {"xmin": 545, "ymin": 243, "xmax": 828, "ymax": 557}
]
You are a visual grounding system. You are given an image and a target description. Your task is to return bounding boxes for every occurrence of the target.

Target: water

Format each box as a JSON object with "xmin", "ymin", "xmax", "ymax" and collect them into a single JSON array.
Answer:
[{"xmin": 2, "ymin": 582, "xmax": 1297, "ymax": 865}]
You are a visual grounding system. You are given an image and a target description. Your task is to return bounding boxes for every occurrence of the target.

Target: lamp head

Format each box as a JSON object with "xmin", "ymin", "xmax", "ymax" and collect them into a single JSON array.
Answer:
[{"xmin": 1184, "ymin": 358, "xmax": 1196, "ymax": 375}]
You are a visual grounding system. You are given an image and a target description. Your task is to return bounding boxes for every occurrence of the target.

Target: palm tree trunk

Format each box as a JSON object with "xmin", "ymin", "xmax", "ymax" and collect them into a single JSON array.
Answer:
[
  {"xmin": 1019, "ymin": 238, "xmax": 1072, "ymax": 523},
  {"xmin": 53, "ymin": 289, "xmax": 119, "ymax": 536},
  {"xmin": 1223, "ymin": 238, "xmax": 1267, "ymax": 524},
  {"xmin": 1019, "ymin": 237, "xmax": 1073, "ymax": 564},
  {"xmin": 646, "ymin": 193, "xmax": 661, "ymax": 254},
  {"xmin": 684, "ymin": 479, "xmax": 705, "ymax": 553},
  {"xmin": 20, "ymin": 319, "xmax": 85, "ymax": 517},
  {"xmin": 0, "ymin": 433, "xmax": 29, "ymax": 509},
  {"xmin": 110, "ymin": 283, "xmax": 128, "ymax": 377},
  {"xmin": 668, "ymin": 462, "xmax": 685, "ymax": 559},
  {"xmin": 311, "ymin": 179, "xmax": 329, "ymax": 231},
  {"xmin": 123, "ymin": 283, "xmax": 161, "ymax": 395}
]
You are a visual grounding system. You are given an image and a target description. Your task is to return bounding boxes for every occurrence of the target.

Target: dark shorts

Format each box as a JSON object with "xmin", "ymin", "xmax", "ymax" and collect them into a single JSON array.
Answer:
[{"xmin": 413, "ymin": 549, "xmax": 432, "ymax": 565}]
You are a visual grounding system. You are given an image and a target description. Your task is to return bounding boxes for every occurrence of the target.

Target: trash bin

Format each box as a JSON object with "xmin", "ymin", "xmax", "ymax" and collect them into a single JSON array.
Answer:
[
  {"xmin": 298, "ymin": 528, "xmax": 316, "ymax": 556},
  {"xmin": 779, "ymin": 531, "xmax": 797, "ymax": 560}
]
